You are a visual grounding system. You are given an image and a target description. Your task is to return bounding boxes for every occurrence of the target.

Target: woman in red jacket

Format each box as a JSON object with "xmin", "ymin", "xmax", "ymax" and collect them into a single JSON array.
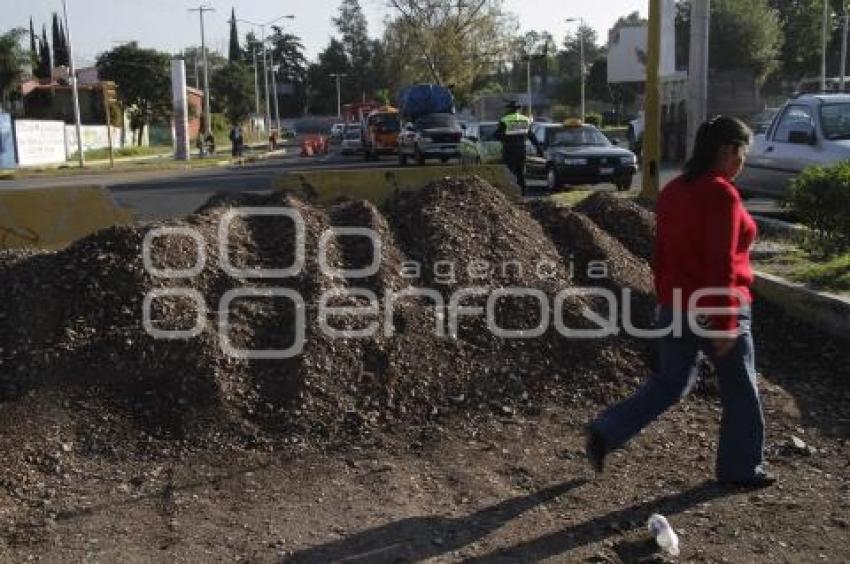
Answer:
[{"xmin": 586, "ymin": 116, "xmax": 775, "ymax": 488}]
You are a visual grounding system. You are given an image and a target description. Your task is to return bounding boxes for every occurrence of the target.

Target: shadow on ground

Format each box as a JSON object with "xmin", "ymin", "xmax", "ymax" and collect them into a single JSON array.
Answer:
[{"xmin": 283, "ymin": 479, "xmax": 734, "ymax": 563}]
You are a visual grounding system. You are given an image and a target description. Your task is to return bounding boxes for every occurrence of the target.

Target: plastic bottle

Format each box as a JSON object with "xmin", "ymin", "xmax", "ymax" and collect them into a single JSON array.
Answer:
[{"xmin": 647, "ymin": 513, "xmax": 680, "ymax": 556}]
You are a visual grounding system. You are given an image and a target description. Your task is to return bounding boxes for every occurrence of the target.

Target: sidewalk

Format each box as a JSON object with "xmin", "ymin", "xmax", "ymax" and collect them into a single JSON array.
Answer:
[{"xmin": 0, "ymin": 142, "xmax": 293, "ymax": 181}]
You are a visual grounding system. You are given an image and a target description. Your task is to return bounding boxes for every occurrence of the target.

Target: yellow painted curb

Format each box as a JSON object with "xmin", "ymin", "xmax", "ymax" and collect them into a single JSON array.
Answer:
[
  {"xmin": 0, "ymin": 186, "xmax": 134, "ymax": 251},
  {"xmin": 274, "ymin": 165, "xmax": 520, "ymax": 206}
]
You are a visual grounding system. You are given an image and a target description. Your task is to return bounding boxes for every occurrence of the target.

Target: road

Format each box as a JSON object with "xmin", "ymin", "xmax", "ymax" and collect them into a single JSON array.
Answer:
[{"xmin": 0, "ymin": 152, "xmax": 785, "ymax": 221}]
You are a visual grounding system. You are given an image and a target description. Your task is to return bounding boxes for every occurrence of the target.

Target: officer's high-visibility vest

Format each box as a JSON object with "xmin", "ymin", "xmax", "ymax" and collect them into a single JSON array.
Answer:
[{"xmin": 501, "ymin": 113, "xmax": 531, "ymax": 136}]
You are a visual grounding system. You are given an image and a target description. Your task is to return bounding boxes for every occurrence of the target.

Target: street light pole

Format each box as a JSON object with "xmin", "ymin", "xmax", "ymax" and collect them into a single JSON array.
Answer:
[
  {"xmin": 565, "ymin": 18, "xmax": 585, "ymax": 121},
  {"xmin": 270, "ymin": 51, "xmax": 281, "ymax": 131},
  {"xmin": 330, "ymin": 73, "xmax": 347, "ymax": 118},
  {"xmin": 62, "ymin": 0, "xmax": 84, "ymax": 167},
  {"xmin": 189, "ymin": 5, "xmax": 215, "ymax": 151},
  {"xmin": 232, "ymin": 15, "xmax": 294, "ymax": 138},
  {"xmin": 687, "ymin": 0, "xmax": 710, "ymax": 154},
  {"xmin": 526, "ymin": 56, "xmax": 532, "ymax": 119},
  {"xmin": 822, "ymin": 0, "xmax": 829, "ymax": 92},
  {"xmin": 841, "ymin": 9, "xmax": 848, "ymax": 91}
]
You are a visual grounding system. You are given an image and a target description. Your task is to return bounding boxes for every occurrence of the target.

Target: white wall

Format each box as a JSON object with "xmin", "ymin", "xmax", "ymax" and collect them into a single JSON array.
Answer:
[{"xmin": 64, "ymin": 125, "xmax": 123, "ymax": 158}]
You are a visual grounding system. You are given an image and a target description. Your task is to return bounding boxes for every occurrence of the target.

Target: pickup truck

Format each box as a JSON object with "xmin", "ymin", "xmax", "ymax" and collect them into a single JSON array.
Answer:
[{"xmin": 398, "ymin": 113, "xmax": 463, "ymax": 166}]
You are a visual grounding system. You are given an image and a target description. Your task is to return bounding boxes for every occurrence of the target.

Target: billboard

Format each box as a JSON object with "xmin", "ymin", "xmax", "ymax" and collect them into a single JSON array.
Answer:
[
  {"xmin": 14, "ymin": 120, "xmax": 67, "ymax": 167},
  {"xmin": 607, "ymin": 0, "xmax": 676, "ymax": 83}
]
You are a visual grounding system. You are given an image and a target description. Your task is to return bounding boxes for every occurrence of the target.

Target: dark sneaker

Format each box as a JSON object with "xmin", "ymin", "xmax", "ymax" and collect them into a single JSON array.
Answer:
[
  {"xmin": 585, "ymin": 426, "xmax": 607, "ymax": 474},
  {"xmin": 718, "ymin": 470, "xmax": 777, "ymax": 489}
]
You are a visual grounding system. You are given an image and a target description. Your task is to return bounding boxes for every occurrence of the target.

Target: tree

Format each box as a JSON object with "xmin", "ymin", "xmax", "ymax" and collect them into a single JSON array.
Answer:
[
  {"xmin": 37, "ymin": 25, "xmax": 51, "ymax": 79},
  {"xmin": 677, "ymin": 0, "xmax": 782, "ymax": 84},
  {"xmin": 555, "ymin": 24, "xmax": 603, "ymax": 105},
  {"xmin": 306, "ymin": 38, "xmax": 349, "ymax": 114},
  {"xmin": 179, "ymin": 46, "xmax": 227, "ymax": 90},
  {"xmin": 385, "ymin": 0, "xmax": 515, "ymax": 104},
  {"xmin": 0, "ymin": 28, "xmax": 28, "ymax": 109},
  {"xmin": 97, "ymin": 42, "xmax": 171, "ymax": 145},
  {"xmin": 211, "ymin": 61, "xmax": 254, "ymax": 125},
  {"xmin": 29, "ymin": 18, "xmax": 37, "ymax": 67},
  {"xmin": 228, "ymin": 8, "xmax": 242, "ymax": 62},
  {"xmin": 333, "ymin": 0, "xmax": 373, "ymax": 99},
  {"xmin": 51, "ymin": 13, "xmax": 69, "ymax": 67},
  {"xmin": 268, "ymin": 27, "xmax": 308, "ymax": 117}
]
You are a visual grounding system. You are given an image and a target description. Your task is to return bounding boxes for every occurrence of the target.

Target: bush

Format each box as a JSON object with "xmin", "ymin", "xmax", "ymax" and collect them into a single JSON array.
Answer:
[
  {"xmin": 785, "ymin": 162, "xmax": 850, "ymax": 255},
  {"xmin": 584, "ymin": 112, "xmax": 603, "ymax": 127}
]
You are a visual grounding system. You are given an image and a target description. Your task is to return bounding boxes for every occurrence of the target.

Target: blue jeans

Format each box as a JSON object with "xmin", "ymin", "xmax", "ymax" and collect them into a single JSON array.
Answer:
[{"xmin": 591, "ymin": 305, "xmax": 766, "ymax": 481}]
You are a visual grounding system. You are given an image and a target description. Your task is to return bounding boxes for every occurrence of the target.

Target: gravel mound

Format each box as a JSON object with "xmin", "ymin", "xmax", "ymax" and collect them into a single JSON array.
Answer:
[
  {"xmin": 0, "ymin": 178, "xmax": 654, "ymax": 456},
  {"xmin": 575, "ymin": 192, "xmax": 657, "ymax": 263}
]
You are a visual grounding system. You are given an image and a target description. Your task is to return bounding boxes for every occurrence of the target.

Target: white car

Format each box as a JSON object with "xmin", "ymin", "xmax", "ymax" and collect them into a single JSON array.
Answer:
[
  {"xmin": 340, "ymin": 126, "xmax": 363, "ymax": 156},
  {"xmin": 736, "ymin": 93, "xmax": 850, "ymax": 199}
]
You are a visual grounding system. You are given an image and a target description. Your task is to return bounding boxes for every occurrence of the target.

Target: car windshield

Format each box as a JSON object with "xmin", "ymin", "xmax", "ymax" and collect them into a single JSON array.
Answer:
[
  {"xmin": 368, "ymin": 114, "xmax": 400, "ymax": 132},
  {"xmin": 549, "ymin": 126, "xmax": 610, "ymax": 147},
  {"xmin": 344, "ymin": 128, "xmax": 361, "ymax": 140},
  {"xmin": 820, "ymin": 103, "xmax": 850, "ymax": 139},
  {"xmin": 478, "ymin": 124, "xmax": 498, "ymax": 141},
  {"xmin": 415, "ymin": 114, "xmax": 459, "ymax": 130}
]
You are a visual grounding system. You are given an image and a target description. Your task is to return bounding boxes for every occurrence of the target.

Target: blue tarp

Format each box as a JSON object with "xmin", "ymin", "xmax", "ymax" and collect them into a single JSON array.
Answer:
[{"xmin": 397, "ymin": 84, "xmax": 455, "ymax": 120}]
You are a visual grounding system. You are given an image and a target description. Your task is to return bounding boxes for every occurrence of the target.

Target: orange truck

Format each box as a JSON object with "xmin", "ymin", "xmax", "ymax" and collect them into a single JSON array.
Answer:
[{"xmin": 360, "ymin": 106, "xmax": 401, "ymax": 160}]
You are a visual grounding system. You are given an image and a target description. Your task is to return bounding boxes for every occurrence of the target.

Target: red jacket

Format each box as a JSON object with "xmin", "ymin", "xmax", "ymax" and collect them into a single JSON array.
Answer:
[{"xmin": 654, "ymin": 171, "xmax": 757, "ymax": 332}]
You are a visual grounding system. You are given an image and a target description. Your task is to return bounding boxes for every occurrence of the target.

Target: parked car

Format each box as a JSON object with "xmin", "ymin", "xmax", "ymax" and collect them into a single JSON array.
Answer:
[
  {"xmin": 340, "ymin": 125, "xmax": 364, "ymax": 156},
  {"xmin": 460, "ymin": 121, "xmax": 502, "ymax": 164},
  {"xmin": 398, "ymin": 113, "xmax": 463, "ymax": 166},
  {"xmin": 330, "ymin": 123, "xmax": 345, "ymax": 142},
  {"xmin": 737, "ymin": 93, "xmax": 850, "ymax": 199},
  {"xmin": 525, "ymin": 119, "xmax": 639, "ymax": 192},
  {"xmin": 750, "ymin": 108, "xmax": 780, "ymax": 135}
]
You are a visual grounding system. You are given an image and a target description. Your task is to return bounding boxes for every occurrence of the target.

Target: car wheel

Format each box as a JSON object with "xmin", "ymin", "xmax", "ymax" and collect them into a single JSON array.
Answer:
[
  {"xmin": 415, "ymin": 148, "xmax": 425, "ymax": 166},
  {"xmin": 616, "ymin": 175, "xmax": 633, "ymax": 192},
  {"xmin": 546, "ymin": 167, "xmax": 558, "ymax": 191}
]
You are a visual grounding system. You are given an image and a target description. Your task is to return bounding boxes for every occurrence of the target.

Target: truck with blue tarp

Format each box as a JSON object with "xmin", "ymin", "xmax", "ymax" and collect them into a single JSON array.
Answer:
[{"xmin": 396, "ymin": 84, "xmax": 464, "ymax": 166}]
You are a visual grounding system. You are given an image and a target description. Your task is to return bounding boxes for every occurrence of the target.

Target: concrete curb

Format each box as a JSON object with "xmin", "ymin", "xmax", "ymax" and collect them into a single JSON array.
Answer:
[
  {"xmin": 751, "ymin": 215, "xmax": 805, "ymax": 239},
  {"xmin": 753, "ymin": 270, "xmax": 850, "ymax": 339}
]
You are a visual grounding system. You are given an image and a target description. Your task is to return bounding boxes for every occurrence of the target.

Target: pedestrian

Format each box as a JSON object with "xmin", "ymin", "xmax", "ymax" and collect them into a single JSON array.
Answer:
[
  {"xmin": 585, "ymin": 116, "xmax": 775, "ymax": 488},
  {"xmin": 494, "ymin": 100, "xmax": 541, "ymax": 196},
  {"xmin": 229, "ymin": 125, "xmax": 243, "ymax": 159}
]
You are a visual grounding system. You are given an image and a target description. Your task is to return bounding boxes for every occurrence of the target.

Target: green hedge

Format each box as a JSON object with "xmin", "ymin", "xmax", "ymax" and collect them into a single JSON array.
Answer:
[{"xmin": 785, "ymin": 162, "xmax": 850, "ymax": 255}]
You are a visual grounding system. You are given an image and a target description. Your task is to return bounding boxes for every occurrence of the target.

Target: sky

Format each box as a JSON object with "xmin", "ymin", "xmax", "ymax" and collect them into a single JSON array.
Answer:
[{"xmin": 7, "ymin": 0, "xmax": 647, "ymax": 68}]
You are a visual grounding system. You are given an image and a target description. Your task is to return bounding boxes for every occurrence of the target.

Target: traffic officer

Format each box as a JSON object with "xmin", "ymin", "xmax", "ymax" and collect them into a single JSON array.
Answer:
[{"xmin": 495, "ymin": 100, "xmax": 541, "ymax": 195}]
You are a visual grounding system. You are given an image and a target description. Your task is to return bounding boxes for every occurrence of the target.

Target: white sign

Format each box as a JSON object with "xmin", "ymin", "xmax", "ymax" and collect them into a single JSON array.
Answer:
[
  {"xmin": 14, "ymin": 120, "xmax": 67, "ymax": 167},
  {"xmin": 64, "ymin": 125, "xmax": 122, "ymax": 158},
  {"xmin": 607, "ymin": 0, "xmax": 676, "ymax": 83}
]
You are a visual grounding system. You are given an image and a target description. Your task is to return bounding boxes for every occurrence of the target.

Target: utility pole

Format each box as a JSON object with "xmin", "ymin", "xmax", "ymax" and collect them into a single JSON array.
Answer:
[
  {"xmin": 62, "ymin": 0, "xmax": 84, "ymax": 167},
  {"xmin": 640, "ymin": 0, "xmax": 662, "ymax": 200},
  {"xmin": 687, "ymin": 0, "xmax": 710, "ymax": 154},
  {"xmin": 822, "ymin": 0, "xmax": 829, "ymax": 92},
  {"xmin": 330, "ymin": 73, "xmax": 347, "ymax": 119},
  {"xmin": 232, "ymin": 15, "xmax": 294, "ymax": 136},
  {"xmin": 189, "ymin": 5, "xmax": 214, "ymax": 150},
  {"xmin": 841, "ymin": 9, "xmax": 848, "ymax": 91},
  {"xmin": 526, "ymin": 56, "xmax": 533, "ymax": 119},
  {"xmin": 252, "ymin": 47, "xmax": 260, "ymax": 116},
  {"xmin": 270, "ymin": 51, "xmax": 280, "ymax": 132}
]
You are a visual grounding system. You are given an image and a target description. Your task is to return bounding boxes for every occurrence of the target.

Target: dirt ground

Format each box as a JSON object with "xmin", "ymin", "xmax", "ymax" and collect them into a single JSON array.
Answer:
[
  {"xmin": 2, "ymin": 360, "xmax": 848, "ymax": 563},
  {"xmin": 0, "ymin": 182, "xmax": 848, "ymax": 562}
]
